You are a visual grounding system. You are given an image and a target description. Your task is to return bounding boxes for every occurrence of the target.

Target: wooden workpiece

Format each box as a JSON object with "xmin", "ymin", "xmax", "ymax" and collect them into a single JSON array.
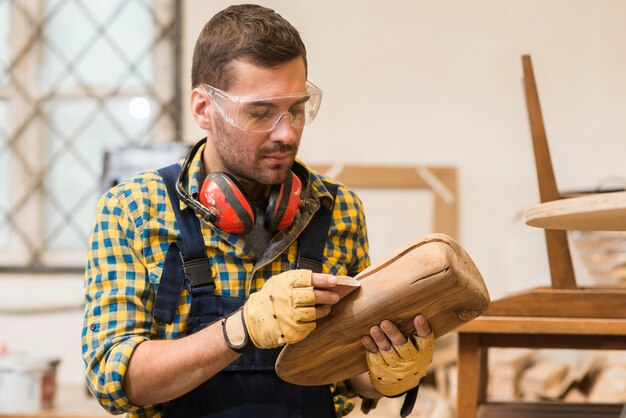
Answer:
[{"xmin": 276, "ymin": 233, "xmax": 490, "ymax": 385}]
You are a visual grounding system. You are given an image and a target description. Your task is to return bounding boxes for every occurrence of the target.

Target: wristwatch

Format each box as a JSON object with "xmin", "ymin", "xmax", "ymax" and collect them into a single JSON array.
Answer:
[{"xmin": 222, "ymin": 307, "xmax": 250, "ymax": 354}]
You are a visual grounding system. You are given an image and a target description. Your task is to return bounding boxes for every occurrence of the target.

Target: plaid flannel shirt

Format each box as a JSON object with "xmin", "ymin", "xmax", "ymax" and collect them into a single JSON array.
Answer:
[{"xmin": 82, "ymin": 143, "xmax": 370, "ymax": 417}]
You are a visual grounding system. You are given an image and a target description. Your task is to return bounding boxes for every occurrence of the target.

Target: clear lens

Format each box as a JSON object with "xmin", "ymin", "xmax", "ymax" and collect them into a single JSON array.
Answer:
[{"xmin": 204, "ymin": 81, "xmax": 322, "ymax": 132}]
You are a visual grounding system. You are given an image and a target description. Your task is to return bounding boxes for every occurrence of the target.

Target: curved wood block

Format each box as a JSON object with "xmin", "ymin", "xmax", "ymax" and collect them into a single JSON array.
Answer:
[{"xmin": 276, "ymin": 233, "xmax": 490, "ymax": 385}]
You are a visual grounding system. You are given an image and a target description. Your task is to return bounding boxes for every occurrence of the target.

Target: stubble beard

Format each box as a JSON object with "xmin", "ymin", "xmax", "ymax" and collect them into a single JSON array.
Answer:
[{"xmin": 213, "ymin": 117, "xmax": 298, "ymax": 186}]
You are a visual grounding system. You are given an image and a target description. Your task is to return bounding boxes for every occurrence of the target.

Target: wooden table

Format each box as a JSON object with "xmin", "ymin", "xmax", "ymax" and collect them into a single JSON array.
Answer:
[
  {"xmin": 524, "ymin": 191, "xmax": 626, "ymax": 231},
  {"xmin": 457, "ymin": 316, "xmax": 626, "ymax": 418}
]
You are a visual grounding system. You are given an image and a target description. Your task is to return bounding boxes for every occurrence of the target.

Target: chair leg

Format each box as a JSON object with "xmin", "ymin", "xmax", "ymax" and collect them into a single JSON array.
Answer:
[{"xmin": 457, "ymin": 333, "xmax": 484, "ymax": 418}]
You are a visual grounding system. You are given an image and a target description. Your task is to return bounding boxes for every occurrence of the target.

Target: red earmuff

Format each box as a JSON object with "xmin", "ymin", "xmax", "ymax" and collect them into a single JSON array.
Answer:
[
  {"xmin": 199, "ymin": 171, "xmax": 301, "ymax": 235},
  {"xmin": 199, "ymin": 172, "xmax": 255, "ymax": 234},
  {"xmin": 265, "ymin": 172, "xmax": 302, "ymax": 232}
]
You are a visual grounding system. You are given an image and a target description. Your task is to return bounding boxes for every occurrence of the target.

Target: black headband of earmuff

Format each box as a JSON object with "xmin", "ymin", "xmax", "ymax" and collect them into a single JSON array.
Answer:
[{"xmin": 175, "ymin": 138, "xmax": 215, "ymax": 222}]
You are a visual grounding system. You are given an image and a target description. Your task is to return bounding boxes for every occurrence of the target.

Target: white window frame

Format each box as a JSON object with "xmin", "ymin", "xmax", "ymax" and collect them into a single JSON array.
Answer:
[{"xmin": 0, "ymin": 0, "xmax": 180, "ymax": 270}]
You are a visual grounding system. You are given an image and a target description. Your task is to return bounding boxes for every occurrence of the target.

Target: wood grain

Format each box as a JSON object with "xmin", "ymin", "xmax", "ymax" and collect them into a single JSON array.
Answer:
[{"xmin": 275, "ymin": 233, "xmax": 490, "ymax": 385}]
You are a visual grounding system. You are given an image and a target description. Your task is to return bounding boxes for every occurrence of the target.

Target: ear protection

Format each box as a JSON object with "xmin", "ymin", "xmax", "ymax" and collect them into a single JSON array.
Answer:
[
  {"xmin": 176, "ymin": 139, "xmax": 302, "ymax": 235},
  {"xmin": 199, "ymin": 170, "xmax": 301, "ymax": 234}
]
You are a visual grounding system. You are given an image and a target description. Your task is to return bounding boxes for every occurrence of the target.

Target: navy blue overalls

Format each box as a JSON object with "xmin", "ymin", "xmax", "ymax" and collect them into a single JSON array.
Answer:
[{"xmin": 153, "ymin": 163, "xmax": 339, "ymax": 418}]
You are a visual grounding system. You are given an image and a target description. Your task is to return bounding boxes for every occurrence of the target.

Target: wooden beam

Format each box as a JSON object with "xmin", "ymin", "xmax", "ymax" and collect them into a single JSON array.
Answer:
[
  {"xmin": 310, "ymin": 164, "xmax": 458, "ymax": 239},
  {"xmin": 485, "ymin": 287, "xmax": 626, "ymax": 319},
  {"xmin": 522, "ymin": 55, "xmax": 577, "ymax": 289}
]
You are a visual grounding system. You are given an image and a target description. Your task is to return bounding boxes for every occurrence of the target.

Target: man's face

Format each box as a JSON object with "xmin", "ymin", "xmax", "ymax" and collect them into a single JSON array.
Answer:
[{"xmin": 207, "ymin": 58, "xmax": 307, "ymax": 186}]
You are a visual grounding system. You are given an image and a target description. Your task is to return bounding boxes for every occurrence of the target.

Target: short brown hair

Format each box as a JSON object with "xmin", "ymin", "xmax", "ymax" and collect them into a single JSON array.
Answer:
[{"xmin": 191, "ymin": 4, "xmax": 307, "ymax": 90}]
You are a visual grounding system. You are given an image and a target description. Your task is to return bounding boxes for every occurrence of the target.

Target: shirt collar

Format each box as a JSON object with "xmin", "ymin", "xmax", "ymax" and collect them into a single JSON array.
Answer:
[{"xmin": 293, "ymin": 158, "xmax": 335, "ymax": 210}]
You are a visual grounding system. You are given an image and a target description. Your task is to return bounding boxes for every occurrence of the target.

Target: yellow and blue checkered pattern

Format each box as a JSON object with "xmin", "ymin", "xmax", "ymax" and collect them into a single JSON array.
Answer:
[{"xmin": 82, "ymin": 144, "xmax": 370, "ymax": 417}]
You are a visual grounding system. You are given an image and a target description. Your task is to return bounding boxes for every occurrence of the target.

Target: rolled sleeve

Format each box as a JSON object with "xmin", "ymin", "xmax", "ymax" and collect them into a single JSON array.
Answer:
[
  {"xmin": 82, "ymin": 190, "xmax": 158, "ymax": 414},
  {"xmin": 91, "ymin": 336, "xmax": 148, "ymax": 412}
]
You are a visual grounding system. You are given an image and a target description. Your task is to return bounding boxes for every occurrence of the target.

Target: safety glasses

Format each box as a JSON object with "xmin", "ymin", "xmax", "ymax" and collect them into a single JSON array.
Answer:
[{"xmin": 203, "ymin": 81, "xmax": 322, "ymax": 132}]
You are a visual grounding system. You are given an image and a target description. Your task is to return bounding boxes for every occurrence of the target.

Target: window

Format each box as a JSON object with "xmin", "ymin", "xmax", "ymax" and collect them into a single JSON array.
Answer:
[
  {"xmin": 0, "ymin": 0, "xmax": 180, "ymax": 269},
  {"xmin": 0, "ymin": 0, "xmax": 11, "ymax": 252}
]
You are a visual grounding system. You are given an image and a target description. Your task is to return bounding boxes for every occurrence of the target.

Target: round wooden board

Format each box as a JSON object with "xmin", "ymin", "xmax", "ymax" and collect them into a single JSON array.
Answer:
[{"xmin": 524, "ymin": 191, "xmax": 626, "ymax": 231}]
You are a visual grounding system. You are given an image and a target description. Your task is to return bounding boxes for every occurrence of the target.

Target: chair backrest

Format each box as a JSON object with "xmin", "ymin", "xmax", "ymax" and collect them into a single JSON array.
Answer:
[{"xmin": 522, "ymin": 55, "xmax": 577, "ymax": 289}]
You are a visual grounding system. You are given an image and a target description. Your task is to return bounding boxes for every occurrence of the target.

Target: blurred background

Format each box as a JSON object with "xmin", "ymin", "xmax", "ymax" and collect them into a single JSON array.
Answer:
[{"xmin": 0, "ymin": 0, "xmax": 625, "ymax": 416}]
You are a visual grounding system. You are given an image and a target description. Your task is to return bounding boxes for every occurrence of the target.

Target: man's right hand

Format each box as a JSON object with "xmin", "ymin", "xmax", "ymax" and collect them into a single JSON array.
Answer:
[{"xmin": 223, "ymin": 270, "xmax": 340, "ymax": 351}]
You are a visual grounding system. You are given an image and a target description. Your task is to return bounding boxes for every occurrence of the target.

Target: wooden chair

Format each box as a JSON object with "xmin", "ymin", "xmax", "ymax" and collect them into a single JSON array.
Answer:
[{"xmin": 456, "ymin": 55, "xmax": 626, "ymax": 418}]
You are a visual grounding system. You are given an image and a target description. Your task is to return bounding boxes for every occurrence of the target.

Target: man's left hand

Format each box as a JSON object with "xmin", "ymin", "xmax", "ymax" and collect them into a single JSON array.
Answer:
[{"xmin": 361, "ymin": 315, "xmax": 434, "ymax": 397}]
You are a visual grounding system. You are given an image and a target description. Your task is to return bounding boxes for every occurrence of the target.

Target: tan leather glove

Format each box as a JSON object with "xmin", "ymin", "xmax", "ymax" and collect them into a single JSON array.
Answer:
[
  {"xmin": 366, "ymin": 332, "xmax": 435, "ymax": 397},
  {"xmin": 222, "ymin": 269, "xmax": 317, "ymax": 351}
]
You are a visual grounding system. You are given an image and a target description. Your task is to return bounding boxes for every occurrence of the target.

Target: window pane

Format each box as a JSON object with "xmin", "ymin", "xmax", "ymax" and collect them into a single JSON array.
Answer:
[
  {"xmin": 42, "ymin": 97, "xmax": 155, "ymax": 250},
  {"xmin": 0, "ymin": 101, "xmax": 8, "ymax": 248},
  {"xmin": 0, "ymin": 0, "xmax": 9, "ymax": 85},
  {"xmin": 2, "ymin": 0, "xmax": 176, "ymax": 266},
  {"xmin": 41, "ymin": 0, "xmax": 155, "ymax": 90}
]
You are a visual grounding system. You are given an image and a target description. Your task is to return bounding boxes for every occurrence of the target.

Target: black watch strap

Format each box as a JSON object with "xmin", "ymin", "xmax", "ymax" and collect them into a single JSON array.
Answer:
[
  {"xmin": 400, "ymin": 385, "xmax": 419, "ymax": 417},
  {"xmin": 222, "ymin": 307, "xmax": 250, "ymax": 354}
]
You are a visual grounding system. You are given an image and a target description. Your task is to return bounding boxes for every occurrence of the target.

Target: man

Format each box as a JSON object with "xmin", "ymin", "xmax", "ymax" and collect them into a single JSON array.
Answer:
[{"xmin": 82, "ymin": 4, "xmax": 433, "ymax": 417}]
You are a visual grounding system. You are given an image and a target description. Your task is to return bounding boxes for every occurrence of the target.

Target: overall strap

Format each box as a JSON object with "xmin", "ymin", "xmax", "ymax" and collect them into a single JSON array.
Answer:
[
  {"xmin": 153, "ymin": 163, "xmax": 213, "ymax": 324},
  {"xmin": 296, "ymin": 182, "xmax": 339, "ymax": 273}
]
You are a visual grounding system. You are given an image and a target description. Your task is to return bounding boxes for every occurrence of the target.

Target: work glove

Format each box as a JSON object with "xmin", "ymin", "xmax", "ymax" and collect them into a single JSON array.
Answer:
[
  {"xmin": 222, "ymin": 269, "xmax": 317, "ymax": 351},
  {"xmin": 366, "ymin": 332, "xmax": 435, "ymax": 397}
]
